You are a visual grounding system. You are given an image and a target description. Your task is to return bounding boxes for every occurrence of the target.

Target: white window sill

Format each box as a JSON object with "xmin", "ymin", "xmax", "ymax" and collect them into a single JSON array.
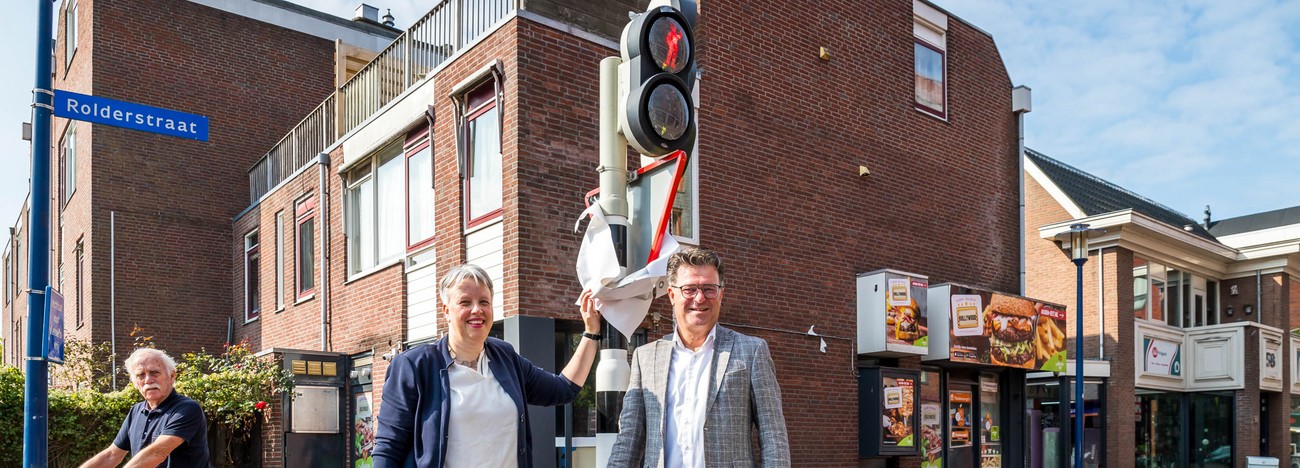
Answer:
[{"xmin": 346, "ymin": 257, "xmax": 404, "ymax": 284}]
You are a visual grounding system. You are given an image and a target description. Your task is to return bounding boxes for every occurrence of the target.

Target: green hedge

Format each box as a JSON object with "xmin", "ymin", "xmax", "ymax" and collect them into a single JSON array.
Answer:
[{"xmin": 0, "ymin": 366, "xmax": 139, "ymax": 467}]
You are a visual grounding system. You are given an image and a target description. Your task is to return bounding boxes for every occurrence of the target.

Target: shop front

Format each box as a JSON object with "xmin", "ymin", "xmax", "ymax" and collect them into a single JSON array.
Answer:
[{"xmin": 856, "ymin": 271, "xmax": 1068, "ymax": 467}]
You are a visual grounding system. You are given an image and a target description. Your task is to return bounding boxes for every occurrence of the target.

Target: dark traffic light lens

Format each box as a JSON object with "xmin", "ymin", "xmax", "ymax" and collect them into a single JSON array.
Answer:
[
  {"xmin": 646, "ymin": 83, "xmax": 690, "ymax": 141},
  {"xmin": 648, "ymin": 16, "xmax": 690, "ymax": 73}
]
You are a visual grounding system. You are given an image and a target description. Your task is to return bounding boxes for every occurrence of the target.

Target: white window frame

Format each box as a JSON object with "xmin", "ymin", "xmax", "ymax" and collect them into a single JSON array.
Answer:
[
  {"xmin": 65, "ymin": 0, "xmax": 78, "ymax": 68},
  {"xmin": 244, "ymin": 229, "xmax": 260, "ymax": 322},
  {"xmin": 346, "ymin": 140, "xmax": 404, "ymax": 277},
  {"xmin": 407, "ymin": 137, "xmax": 435, "ymax": 251},
  {"xmin": 63, "ymin": 123, "xmax": 76, "ymax": 205},
  {"xmin": 274, "ymin": 210, "xmax": 285, "ymax": 311},
  {"xmin": 296, "ymin": 195, "xmax": 317, "ymax": 299}
]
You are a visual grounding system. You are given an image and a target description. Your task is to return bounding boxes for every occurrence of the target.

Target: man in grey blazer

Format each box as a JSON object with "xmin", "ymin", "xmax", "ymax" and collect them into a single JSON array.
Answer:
[{"xmin": 609, "ymin": 246, "xmax": 791, "ymax": 467}]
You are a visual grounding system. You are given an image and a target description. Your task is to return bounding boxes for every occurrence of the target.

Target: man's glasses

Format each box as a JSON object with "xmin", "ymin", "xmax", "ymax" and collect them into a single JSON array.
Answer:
[{"xmin": 673, "ymin": 284, "xmax": 723, "ymax": 299}]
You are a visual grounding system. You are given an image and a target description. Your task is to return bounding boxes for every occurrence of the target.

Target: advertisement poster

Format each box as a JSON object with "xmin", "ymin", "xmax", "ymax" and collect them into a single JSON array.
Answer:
[
  {"xmin": 979, "ymin": 376, "xmax": 1002, "ymax": 468},
  {"xmin": 354, "ymin": 394, "xmax": 375, "ymax": 468},
  {"xmin": 950, "ymin": 390, "xmax": 973, "ymax": 448},
  {"xmin": 1036, "ymin": 303, "xmax": 1068, "ymax": 372},
  {"xmin": 886, "ymin": 276, "xmax": 930, "ymax": 351},
  {"xmin": 882, "ymin": 375, "xmax": 916, "ymax": 447},
  {"xmin": 919, "ymin": 371, "xmax": 944, "ymax": 468},
  {"xmin": 1143, "ymin": 338, "xmax": 1182, "ymax": 376},
  {"xmin": 947, "ymin": 288, "xmax": 1065, "ymax": 370}
]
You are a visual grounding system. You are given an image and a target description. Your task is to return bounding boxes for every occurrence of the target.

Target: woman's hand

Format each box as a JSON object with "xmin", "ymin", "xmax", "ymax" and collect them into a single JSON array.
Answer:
[{"xmin": 579, "ymin": 289, "xmax": 602, "ymax": 334}]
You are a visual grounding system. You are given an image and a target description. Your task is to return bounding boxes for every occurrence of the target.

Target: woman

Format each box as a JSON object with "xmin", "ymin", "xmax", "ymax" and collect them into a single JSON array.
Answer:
[{"xmin": 373, "ymin": 264, "xmax": 602, "ymax": 467}]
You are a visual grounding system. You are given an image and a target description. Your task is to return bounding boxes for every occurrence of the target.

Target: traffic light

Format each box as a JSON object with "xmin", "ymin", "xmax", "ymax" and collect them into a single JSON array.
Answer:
[{"xmin": 619, "ymin": 4, "xmax": 696, "ymax": 157}]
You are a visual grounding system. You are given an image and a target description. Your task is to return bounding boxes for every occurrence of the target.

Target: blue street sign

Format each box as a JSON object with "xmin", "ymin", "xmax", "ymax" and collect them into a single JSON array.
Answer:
[
  {"xmin": 53, "ymin": 90, "xmax": 209, "ymax": 141},
  {"xmin": 44, "ymin": 287, "xmax": 64, "ymax": 364}
]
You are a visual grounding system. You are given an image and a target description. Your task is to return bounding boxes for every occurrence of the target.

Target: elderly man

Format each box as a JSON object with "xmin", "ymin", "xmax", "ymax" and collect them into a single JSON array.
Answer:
[
  {"xmin": 80, "ymin": 348, "xmax": 209, "ymax": 468},
  {"xmin": 609, "ymin": 246, "xmax": 791, "ymax": 467}
]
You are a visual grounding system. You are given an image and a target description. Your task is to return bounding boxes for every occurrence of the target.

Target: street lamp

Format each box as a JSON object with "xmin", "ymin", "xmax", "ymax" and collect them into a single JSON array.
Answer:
[{"xmin": 1068, "ymin": 223, "xmax": 1100, "ymax": 468}]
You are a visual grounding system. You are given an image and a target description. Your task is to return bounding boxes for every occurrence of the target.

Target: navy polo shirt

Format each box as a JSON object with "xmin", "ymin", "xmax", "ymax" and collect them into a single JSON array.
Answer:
[{"xmin": 113, "ymin": 391, "xmax": 209, "ymax": 467}]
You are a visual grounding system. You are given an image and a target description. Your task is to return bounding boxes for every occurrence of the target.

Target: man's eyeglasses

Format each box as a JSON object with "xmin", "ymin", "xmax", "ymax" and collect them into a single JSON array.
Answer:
[{"xmin": 672, "ymin": 284, "xmax": 723, "ymax": 299}]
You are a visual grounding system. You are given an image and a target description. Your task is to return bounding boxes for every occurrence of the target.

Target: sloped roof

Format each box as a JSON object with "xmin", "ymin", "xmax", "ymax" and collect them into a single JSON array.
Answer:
[
  {"xmin": 1025, "ymin": 148, "xmax": 1217, "ymax": 240},
  {"xmin": 1208, "ymin": 205, "xmax": 1300, "ymax": 237}
]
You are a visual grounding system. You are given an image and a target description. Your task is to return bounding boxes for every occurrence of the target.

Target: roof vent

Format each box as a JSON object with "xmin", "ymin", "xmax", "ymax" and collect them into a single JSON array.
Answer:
[
  {"xmin": 1203, "ymin": 205, "xmax": 1212, "ymax": 228},
  {"xmin": 382, "ymin": 9, "xmax": 395, "ymax": 27},
  {"xmin": 1183, "ymin": 224, "xmax": 1195, "ymax": 231},
  {"xmin": 353, "ymin": 4, "xmax": 379, "ymax": 23}
]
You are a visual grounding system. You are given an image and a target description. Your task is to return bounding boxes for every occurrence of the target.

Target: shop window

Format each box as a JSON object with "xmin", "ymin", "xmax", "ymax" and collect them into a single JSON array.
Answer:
[
  {"xmin": 244, "ymin": 229, "xmax": 260, "ymax": 321},
  {"xmin": 462, "ymin": 82, "xmax": 502, "ymax": 227},
  {"xmin": 64, "ymin": 0, "xmax": 77, "ymax": 68},
  {"xmin": 1133, "ymin": 258, "xmax": 1166, "ymax": 322},
  {"xmin": 274, "ymin": 210, "xmax": 285, "ymax": 310},
  {"xmin": 346, "ymin": 141, "xmax": 404, "ymax": 276},
  {"xmin": 296, "ymin": 196, "xmax": 316, "ymax": 298},
  {"xmin": 407, "ymin": 137, "xmax": 435, "ymax": 250},
  {"xmin": 913, "ymin": 2, "xmax": 948, "ymax": 119}
]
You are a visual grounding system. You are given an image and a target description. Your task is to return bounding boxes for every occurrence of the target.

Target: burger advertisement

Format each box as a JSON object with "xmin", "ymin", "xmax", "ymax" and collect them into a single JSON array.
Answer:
[
  {"xmin": 945, "ymin": 287, "xmax": 1068, "ymax": 370},
  {"xmin": 857, "ymin": 270, "xmax": 930, "ymax": 356}
]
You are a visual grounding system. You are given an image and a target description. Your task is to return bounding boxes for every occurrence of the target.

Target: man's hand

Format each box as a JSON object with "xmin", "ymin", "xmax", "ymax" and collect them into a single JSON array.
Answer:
[
  {"xmin": 79, "ymin": 445, "xmax": 127, "ymax": 468},
  {"xmin": 122, "ymin": 435, "xmax": 186, "ymax": 468}
]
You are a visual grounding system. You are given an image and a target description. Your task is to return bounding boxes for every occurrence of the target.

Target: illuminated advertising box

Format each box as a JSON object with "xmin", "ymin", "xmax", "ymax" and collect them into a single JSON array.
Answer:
[{"xmin": 925, "ymin": 283, "xmax": 1068, "ymax": 371}]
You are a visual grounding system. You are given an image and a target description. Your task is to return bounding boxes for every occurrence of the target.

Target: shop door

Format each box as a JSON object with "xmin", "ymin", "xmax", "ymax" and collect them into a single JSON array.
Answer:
[
  {"xmin": 980, "ymin": 374, "xmax": 1003, "ymax": 467},
  {"xmin": 948, "ymin": 382, "xmax": 977, "ymax": 467},
  {"xmin": 1189, "ymin": 392, "xmax": 1232, "ymax": 468}
]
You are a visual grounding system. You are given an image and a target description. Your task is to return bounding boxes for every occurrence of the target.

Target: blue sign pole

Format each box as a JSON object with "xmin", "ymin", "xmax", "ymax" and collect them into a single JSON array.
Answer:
[
  {"xmin": 53, "ymin": 90, "xmax": 209, "ymax": 141},
  {"xmin": 24, "ymin": 0, "xmax": 55, "ymax": 465}
]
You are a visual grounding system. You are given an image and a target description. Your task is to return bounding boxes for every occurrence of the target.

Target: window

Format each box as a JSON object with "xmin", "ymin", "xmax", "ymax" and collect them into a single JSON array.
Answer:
[
  {"xmin": 296, "ymin": 196, "xmax": 316, "ymax": 298},
  {"xmin": 913, "ymin": 2, "xmax": 948, "ymax": 119},
  {"xmin": 244, "ymin": 230, "xmax": 260, "ymax": 321},
  {"xmin": 275, "ymin": 210, "xmax": 285, "ymax": 310},
  {"xmin": 408, "ymin": 139, "xmax": 435, "ymax": 249},
  {"xmin": 62, "ymin": 123, "xmax": 76, "ymax": 205},
  {"xmin": 463, "ymin": 83, "xmax": 502, "ymax": 226},
  {"xmin": 346, "ymin": 142, "xmax": 403, "ymax": 275},
  {"xmin": 64, "ymin": 0, "xmax": 77, "ymax": 68},
  {"xmin": 3, "ymin": 248, "xmax": 10, "ymax": 305},
  {"xmin": 914, "ymin": 41, "xmax": 945, "ymax": 117},
  {"xmin": 74, "ymin": 242, "xmax": 83, "ymax": 328}
]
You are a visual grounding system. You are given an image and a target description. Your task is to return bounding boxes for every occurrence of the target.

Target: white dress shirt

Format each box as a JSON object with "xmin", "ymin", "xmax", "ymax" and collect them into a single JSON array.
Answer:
[
  {"xmin": 664, "ymin": 327, "xmax": 717, "ymax": 468},
  {"xmin": 445, "ymin": 352, "xmax": 518, "ymax": 468}
]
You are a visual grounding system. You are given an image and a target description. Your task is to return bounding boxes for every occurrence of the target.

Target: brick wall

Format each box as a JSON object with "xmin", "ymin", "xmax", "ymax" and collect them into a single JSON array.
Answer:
[{"xmin": 65, "ymin": 0, "xmax": 340, "ymax": 364}]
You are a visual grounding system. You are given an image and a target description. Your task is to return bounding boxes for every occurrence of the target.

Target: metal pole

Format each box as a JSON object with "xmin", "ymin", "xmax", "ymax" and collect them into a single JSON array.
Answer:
[
  {"xmin": 594, "ymin": 55, "xmax": 630, "ymax": 467},
  {"xmin": 110, "ymin": 211, "xmax": 116, "ymax": 390},
  {"xmin": 1073, "ymin": 256, "xmax": 1086, "ymax": 468},
  {"xmin": 24, "ymin": 0, "xmax": 55, "ymax": 465}
]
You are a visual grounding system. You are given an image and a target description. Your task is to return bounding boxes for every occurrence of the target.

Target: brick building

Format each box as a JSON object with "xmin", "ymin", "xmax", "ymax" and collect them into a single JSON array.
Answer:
[
  {"xmin": 1024, "ymin": 148, "xmax": 1300, "ymax": 467},
  {"xmin": 0, "ymin": 0, "xmax": 396, "ymax": 371},
  {"xmin": 228, "ymin": 0, "xmax": 1037, "ymax": 466}
]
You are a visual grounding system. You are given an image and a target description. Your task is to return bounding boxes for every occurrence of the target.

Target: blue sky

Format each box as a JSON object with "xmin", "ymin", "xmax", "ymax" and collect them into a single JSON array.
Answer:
[{"xmin": 1, "ymin": 0, "xmax": 1297, "ymax": 231}]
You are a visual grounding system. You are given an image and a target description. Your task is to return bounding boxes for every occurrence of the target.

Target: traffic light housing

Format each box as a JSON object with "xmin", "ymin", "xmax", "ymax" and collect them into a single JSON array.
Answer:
[{"xmin": 619, "ymin": 5, "xmax": 696, "ymax": 157}]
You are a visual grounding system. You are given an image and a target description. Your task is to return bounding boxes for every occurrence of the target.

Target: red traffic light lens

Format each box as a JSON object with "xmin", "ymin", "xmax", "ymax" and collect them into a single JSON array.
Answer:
[
  {"xmin": 646, "ymin": 83, "xmax": 690, "ymax": 141},
  {"xmin": 648, "ymin": 16, "xmax": 690, "ymax": 74}
]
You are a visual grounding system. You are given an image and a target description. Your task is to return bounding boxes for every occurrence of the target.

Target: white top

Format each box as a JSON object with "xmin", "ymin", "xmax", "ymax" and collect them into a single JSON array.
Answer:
[
  {"xmin": 664, "ymin": 327, "xmax": 717, "ymax": 468},
  {"xmin": 444, "ymin": 352, "xmax": 519, "ymax": 468}
]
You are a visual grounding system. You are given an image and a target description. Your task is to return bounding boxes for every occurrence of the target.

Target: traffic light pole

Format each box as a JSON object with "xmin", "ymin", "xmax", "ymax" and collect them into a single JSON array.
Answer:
[
  {"xmin": 594, "ymin": 56, "xmax": 631, "ymax": 467},
  {"xmin": 24, "ymin": 0, "xmax": 56, "ymax": 466}
]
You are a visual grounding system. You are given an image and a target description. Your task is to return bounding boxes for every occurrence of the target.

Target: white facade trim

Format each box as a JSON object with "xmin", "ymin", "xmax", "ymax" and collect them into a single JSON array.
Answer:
[{"xmin": 186, "ymin": 0, "xmax": 395, "ymax": 50}]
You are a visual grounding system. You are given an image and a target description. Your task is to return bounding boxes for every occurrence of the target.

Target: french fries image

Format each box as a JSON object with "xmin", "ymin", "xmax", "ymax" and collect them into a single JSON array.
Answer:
[{"xmin": 1035, "ymin": 317, "xmax": 1066, "ymax": 361}]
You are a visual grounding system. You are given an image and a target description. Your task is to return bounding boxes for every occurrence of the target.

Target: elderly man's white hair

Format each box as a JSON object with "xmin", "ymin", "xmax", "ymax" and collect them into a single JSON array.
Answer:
[{"xmin": 124, "ymin": 347, "xmax": 177, "ymax": 375}]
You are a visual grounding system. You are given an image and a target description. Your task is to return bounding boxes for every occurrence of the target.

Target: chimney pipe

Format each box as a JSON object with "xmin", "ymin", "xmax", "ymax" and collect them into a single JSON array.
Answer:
[
  {"xmin": 353, "ymin": 4, "xmax": 379, "ymax": 23},
  {"xmin": 1203, "ymin": 205, "xmax": 1211, "ymax": 228}
]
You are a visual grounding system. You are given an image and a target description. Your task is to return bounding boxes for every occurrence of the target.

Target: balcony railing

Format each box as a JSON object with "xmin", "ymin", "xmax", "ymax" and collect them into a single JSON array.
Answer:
[{"xmin": 249, "ymin": 0, "xmax": 517, "ymax": 203}]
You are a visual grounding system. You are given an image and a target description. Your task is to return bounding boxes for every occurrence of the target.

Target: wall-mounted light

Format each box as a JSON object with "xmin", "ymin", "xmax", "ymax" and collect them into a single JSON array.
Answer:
[
  {"xmin": 1244, "ymin": 304, "xmax": 1254, "ymax": 315},
  {"xmin": 1225, "ymin": 305, "xmax": 1234, "ymax": 316},
  {"xmin": 1229, "ymin": 284, "xmax": 1239, "ymax": 296}
]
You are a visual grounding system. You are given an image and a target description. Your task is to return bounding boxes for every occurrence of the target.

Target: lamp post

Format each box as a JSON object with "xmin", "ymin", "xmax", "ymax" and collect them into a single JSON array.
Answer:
[{"xmin": 1068, "ymin": 223, "xmax": 1095, "ymax": 468}]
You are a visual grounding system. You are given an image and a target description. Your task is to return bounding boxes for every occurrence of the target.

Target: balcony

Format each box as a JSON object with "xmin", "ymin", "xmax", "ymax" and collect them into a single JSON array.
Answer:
[{"xmin": 248, "ymin": 0, "xmax": 518, "ymax": 203}]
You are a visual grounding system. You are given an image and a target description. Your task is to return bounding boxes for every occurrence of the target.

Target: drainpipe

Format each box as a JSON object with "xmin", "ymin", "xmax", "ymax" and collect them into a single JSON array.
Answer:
[
  {"xmin": 1096, "ymin": 247, "xmax": 1104, "ymax": 359},
  {"xmin": 1012, "ymin": 86, "xmax": 1032, "ymax": 295},
  {"xmin": 1256, "ymin": 269, "xmax": 1262, "ymax": 322},
  {"xmin": 110, "ymin": 211, "xmax": 116, "ymax": 390},
  {"xmin": 319, "ymin": 153, "xmax": 330, "ymax": 351}
]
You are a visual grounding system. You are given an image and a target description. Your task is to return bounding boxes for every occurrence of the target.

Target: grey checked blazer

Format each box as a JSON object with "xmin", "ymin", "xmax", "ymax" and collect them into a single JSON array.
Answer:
[{"xmin": 608, "ymin": 326, "xmax": 791, "ymax": 467}]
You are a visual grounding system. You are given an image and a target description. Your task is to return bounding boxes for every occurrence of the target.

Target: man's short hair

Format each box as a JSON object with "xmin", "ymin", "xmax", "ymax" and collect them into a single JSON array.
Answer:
[
  {"xmin": 439, "ymin": 264, "xmax": 494, "ymax": 304},
  {"xmin": 667, "ymin": 246, "xmax": 725, "ymax": 286},
  {"xmin": 124, "ymin": 348, "xmax": 177, "ymax": 375}
]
